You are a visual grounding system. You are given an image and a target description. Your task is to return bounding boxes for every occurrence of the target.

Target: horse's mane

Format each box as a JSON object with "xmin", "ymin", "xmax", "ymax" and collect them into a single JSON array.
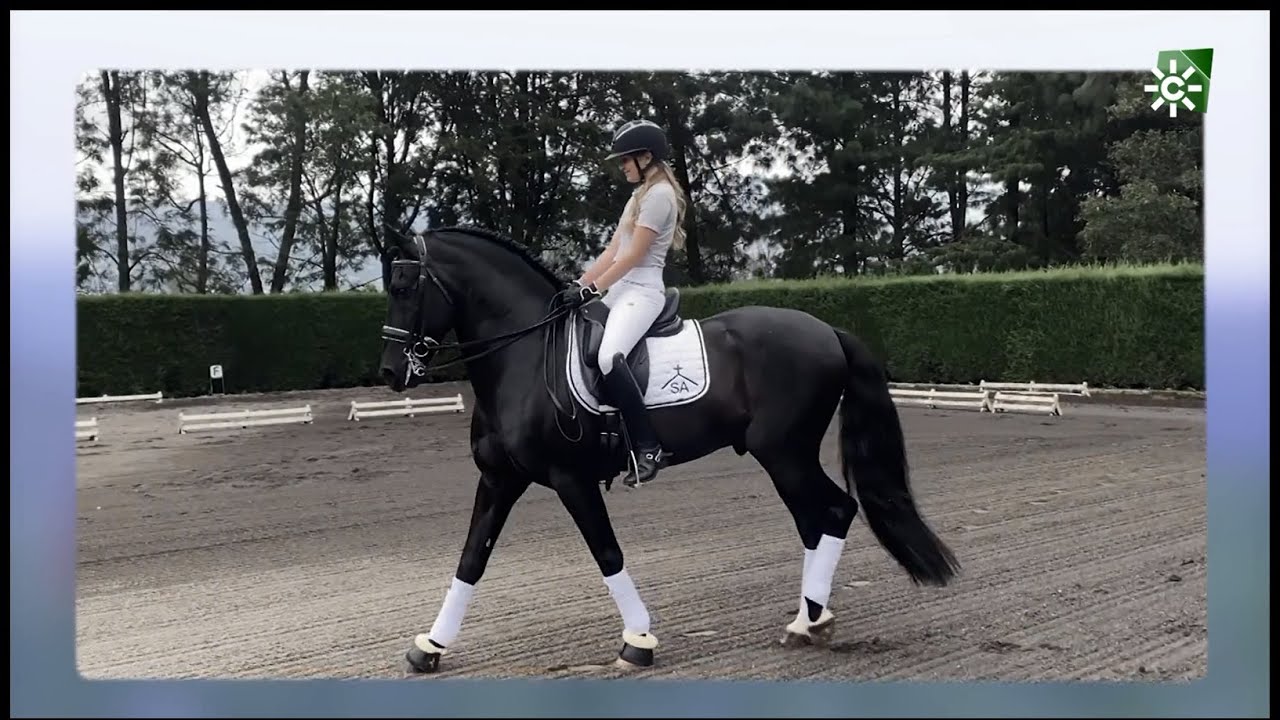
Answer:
[{"xmin": 430, "ymin": 225, "xmax": 566, "ymax": 290}]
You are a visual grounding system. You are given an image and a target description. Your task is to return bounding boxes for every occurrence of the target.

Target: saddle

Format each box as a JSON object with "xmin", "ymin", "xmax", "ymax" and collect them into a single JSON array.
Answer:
[{"xmin": 574, "ymin": 286, "xmax": 684, "ymax": 405}]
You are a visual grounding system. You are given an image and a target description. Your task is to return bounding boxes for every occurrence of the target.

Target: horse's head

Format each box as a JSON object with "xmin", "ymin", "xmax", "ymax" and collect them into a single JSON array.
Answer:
[{"xmin": 379, "ymin": 231, "xmax": 457, "ymax": 392}]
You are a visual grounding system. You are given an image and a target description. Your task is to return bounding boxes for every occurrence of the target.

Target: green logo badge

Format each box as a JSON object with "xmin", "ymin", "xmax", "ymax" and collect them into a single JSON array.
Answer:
[{"xmin": 1144, "ymin": 48, "xmax": 1213, "ymax": 117}]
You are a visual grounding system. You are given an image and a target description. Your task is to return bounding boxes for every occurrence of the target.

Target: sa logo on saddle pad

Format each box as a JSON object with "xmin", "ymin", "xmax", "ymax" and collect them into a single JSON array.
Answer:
[{"xmin": 566, "ymin": 287, "xmax": 711, "ymax": 416}]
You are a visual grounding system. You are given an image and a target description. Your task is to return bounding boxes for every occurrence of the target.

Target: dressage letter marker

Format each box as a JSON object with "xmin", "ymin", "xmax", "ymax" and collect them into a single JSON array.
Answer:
[
  {"xmin": 347, "ymin": 394, "xmax": 466, "ymax": 421},
  {"xmin": 178, "ymin": 405, "xmax": 314, "ymax": 434},
  {"xmin": 209, "ymin": 364, "xmax": 225, "ymax": 396}
]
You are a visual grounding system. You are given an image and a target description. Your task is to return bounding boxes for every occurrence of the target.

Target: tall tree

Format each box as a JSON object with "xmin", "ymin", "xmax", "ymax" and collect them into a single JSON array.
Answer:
[
  {"xmin": 762, "ymin": 71, "xmax": 885, "ymax": 277},
  {"xmin": 970, "ymin": 71, "xmax": 1120, "ymax": 266},
  {"xmin": 132, "ymin": 71, "xmax": 244, "ymax": 293},
  {"xmin": 344, "ymin": 71, "xmax": 441, "ymax": 289},
  {"xmin": 918, "ymin": 70, "xmax": 978, "ymax": 246},
  {"xmin": 187, "ymin": 70, "xmax": 264, "ymax": 293},
  {"xmin": 631, "ymin": 71, "xmax": 782, "ymax": 284},
  {"xmin": 1079, "ymin": 74, "xmax": 1203, "ymax": 264},
  {"xmin": 303, "ymin": 73, "xmax": 378, "ymax": 290},
  {"xmin": 241, "ymin": 70, "xmax": 315, "ymax": 292},
  {"xmin": 76, "ymin": 71, "xmax": 148, "ymax": 291}
]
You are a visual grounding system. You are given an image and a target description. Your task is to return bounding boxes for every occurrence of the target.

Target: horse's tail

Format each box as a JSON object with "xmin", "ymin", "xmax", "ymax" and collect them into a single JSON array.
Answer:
[{"xmin": 833, "ymin": 328, "xmax": 960, "ymax": 587}]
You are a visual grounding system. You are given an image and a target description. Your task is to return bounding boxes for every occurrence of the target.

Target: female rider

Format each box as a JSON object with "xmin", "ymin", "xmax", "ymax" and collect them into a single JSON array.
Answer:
[{"xmin": 558, "ymin": 119, "xmax": 688, "ymax": 487}]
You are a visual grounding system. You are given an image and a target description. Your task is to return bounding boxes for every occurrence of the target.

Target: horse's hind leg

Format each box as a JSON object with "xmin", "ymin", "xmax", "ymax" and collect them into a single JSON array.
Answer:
[
  {"xmin": 751, "ymin": 446, "xmax": 858, "ymax": 649},
  {"xmin": 741, "ymin": 327, "xmax": 856, "ymax": 647}
]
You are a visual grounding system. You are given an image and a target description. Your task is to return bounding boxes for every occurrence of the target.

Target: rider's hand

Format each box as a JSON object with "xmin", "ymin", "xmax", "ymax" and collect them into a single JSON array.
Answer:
[{"xmin": 557, "ymin": 281, "xmax": 601, "ymax": 308}]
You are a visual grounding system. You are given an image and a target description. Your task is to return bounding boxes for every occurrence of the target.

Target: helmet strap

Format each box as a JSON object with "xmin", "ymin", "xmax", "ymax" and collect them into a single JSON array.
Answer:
[{"xmin": 628, "ymin": 155, "xmax": 650, "ymax": 184}]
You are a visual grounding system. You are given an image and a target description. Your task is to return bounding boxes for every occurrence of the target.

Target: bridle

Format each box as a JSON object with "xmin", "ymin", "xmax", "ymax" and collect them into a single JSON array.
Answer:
[
  {"xmin": 379, "ymin": 228, "xmax": 587, "ymax": 444},
  {"xmin": 379, "ymin": 230, "xmax": 574, "ymax": 388},
  {"xmin": 380, "ymin": 233, "xmax": 452, "ymax": 382}
]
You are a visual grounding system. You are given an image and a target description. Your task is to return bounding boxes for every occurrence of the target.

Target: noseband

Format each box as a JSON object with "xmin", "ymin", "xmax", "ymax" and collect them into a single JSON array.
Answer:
[{"xmin": 379, "ymin": 231, "xmax": 573, "ymax": 381}]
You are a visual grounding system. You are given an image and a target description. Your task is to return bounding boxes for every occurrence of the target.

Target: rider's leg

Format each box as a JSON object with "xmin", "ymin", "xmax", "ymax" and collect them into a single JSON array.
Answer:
[
  {"xmin": 596, "ymin": 283, "xmax": 665, "ymax": 375},
  {"xmin": 597, "ymin": 283, "xmax": 667, "ymax": 486}
]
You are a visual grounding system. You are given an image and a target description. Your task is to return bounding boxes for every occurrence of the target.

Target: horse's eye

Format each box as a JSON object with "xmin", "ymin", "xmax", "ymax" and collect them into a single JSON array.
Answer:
[{"xmin": 389, "ymin": 269, "xmax": 416, "ymax": 292}]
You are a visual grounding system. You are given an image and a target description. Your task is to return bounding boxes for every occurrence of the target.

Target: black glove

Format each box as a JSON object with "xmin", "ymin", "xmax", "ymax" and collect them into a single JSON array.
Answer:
[{"xmin": 557, "ymin": 281, "xmax": 601, "ymax": 308}]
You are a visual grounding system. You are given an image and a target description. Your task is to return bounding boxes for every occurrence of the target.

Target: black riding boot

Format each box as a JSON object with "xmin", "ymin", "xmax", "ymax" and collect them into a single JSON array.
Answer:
[{"xmin": 603, "ymin": 352, "xmax": 666, "ymax": 487}]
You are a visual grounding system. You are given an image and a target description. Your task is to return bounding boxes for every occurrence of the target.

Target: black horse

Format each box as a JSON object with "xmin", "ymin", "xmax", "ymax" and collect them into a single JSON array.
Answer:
[{"xmin": 378, "ymin": 225, "xmax": 960, "ymax": 676}]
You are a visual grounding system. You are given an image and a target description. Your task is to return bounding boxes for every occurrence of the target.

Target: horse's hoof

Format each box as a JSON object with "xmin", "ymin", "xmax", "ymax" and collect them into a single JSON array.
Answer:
[
  {"xmin": 614, "ymin": 630, "xmax": 658, "ymax": 670},
  {"xmin": 807, "ymin": 615, "xmax": 837, "ymax": 646},
  {"xmin": 780, "ymin": 608, "xmax": 836, "ymax": 648},
  {"xmin": 405, "ymin": 635, "xmax": 445, "ymax": 675},
  {"xmin": 780, "ymin": 629, "xmax": 810, "ymax": 648}
]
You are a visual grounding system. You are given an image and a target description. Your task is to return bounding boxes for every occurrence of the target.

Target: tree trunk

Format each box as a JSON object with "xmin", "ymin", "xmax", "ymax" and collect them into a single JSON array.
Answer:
[
  {"xmin": 1004, "ymin": 108, "xmax": 1020, "ymax": 244},
  {"xmin": 654, "ymin": 92, "xmax": 703, "ymax": 283},
  {"xmin": 667, "ymin": 136, "xmax": 703, "ymax": 283},
  {"xmin": 957, "ymin": 71, "xmax": 971, "ymax": 239},
  {"xmin": 842, "ymin": 178, "xmax": 860, "ymax": 274},
  {"xmin": 941, "ymin": 71, "xmax": 961, "ymax": 243},
  {"xmin": 197, "ymin": 162, "xmax": 210, "ymax": 293},
  {"xmin": 512, "ymin": 71, "xmax": 531, "ymax": 246},
  {"xmin": 193, "ymin": 116, "xmax": 210, "ymax": 294},
  {"xmin": 100, "ymin": 71, "xmax": 130, "ymax": 292},
  {"xmin": 891, "ymin": 77, "xmax": 905, "ymax": 259},
  {"xmin": 1039, "ymin": 171, "xmax": 1052, "ymax": 259},
  {"xmin": 191, "ymin": 71, "xmax": 263, "ymax": 294},
  {"xmin": 270, "ymin": 70, "xmax": 310, "ymax": 293},
  {"xmin": 1005, "ymin": 177, "xmax": 1020, "ymax": 243},
  {"xmin": 325, "ymin": 178, "xmax": 343, "ymax": 291}
]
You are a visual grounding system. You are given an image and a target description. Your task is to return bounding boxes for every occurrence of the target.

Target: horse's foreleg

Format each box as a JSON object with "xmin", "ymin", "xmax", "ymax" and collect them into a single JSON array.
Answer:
[
  {"xmin": 550, "ymin": 468, "xmax": 658, "ymax": 670},
  {"xmin": 405, "ymin": 472, "xmax": 530, "ymax": 675}
]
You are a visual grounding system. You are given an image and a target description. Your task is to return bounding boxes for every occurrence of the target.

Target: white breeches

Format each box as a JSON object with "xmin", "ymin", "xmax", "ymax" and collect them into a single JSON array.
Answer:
[{"xmin": 598, "ymin": 280, "xmax": 666, "ymax": 375}]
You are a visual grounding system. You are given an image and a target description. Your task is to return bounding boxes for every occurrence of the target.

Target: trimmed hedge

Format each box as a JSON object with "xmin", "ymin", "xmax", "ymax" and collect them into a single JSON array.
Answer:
[{"xmin": 75, "ymin": 264, "xmax": 1204, "ymax": 398}]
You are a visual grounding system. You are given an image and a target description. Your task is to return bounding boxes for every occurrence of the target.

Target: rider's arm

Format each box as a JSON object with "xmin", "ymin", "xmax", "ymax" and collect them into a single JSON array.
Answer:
[
  {"xmin": 592, "ymin": 185, "xmax": 673, "ymax": 291},
  {"xmin": 578, "ymin": 228, "xmax": 622, "ymax": 286},
  {"xmin": 593, "ymin": 225, "xmax": 656, "ymax": 291}
]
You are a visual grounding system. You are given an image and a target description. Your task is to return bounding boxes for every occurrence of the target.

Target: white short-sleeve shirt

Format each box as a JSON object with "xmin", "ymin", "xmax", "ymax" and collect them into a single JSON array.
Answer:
[{"xmin": 614, "ymin": 182, "xmax": 678, "ymax": 285}]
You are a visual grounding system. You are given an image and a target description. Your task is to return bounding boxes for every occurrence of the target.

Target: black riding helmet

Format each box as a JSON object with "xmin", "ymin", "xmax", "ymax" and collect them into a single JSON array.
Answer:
[{"xmin": 606, "ymin": 119, "xmax": 670, "ymax": 163}]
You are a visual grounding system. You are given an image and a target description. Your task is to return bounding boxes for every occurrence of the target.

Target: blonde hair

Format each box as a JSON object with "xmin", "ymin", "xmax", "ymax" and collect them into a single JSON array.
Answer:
[{"xmin": 625, "ymin": 159, "xmax": 688, "ymax": 252}]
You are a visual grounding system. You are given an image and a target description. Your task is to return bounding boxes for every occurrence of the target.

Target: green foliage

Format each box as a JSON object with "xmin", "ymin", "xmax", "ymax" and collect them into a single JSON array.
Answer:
[
  {"xmin": 1079, "ymin": 180, "xmax": 1201, "ymax": 263},
  {"xmin": 76, "ymin": 292, "xmax": 404, "ymax": 398},
  {"xmin": 75, "ymin": 69, "xmax": 1204, "ymax": 295},
  {"xmin": 76, "ymin": 264, "xmax": 1203, "ymax": 399},
  {"xmin": 73, "ymin": 69, "xmax": 1205, "ymax": 396},
  {"xmin": 1076, "ymin": 77, "xmax": 1204, "ymax": 266},
  {"xmin": 689, "ymin": 263, "xmax": 1202, "ymax": 389}
]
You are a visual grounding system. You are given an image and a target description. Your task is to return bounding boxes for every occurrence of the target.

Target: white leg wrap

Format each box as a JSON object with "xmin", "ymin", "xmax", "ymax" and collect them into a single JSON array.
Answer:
[
  {"xmin": 426, "ymin": 577, "xmax": 475, "ymax": 648},
  {"xmin": 801, "ymin": 534, "xmax": 845, "ymax": 609},
  {"xmin": 799, "ymin": 547, "xmax": 815, "ymax": 613},
  {"xmin": 603, "ymin": 568, "xmax": 651, "ymax": 635}
]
